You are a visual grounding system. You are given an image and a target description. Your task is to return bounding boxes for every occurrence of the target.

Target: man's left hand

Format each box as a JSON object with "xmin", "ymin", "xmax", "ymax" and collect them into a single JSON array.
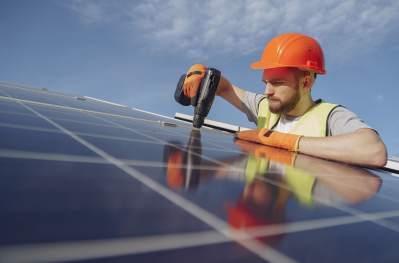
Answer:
[{"xmin": 236, "ymin": 128, "xmax": 302, "ymax": 152}]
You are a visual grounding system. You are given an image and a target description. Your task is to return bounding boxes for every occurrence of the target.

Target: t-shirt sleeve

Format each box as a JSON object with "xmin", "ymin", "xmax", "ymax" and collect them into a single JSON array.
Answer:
[
  {"xmin": 241, "ymin": 90, "xmax": 267, "ymax": 124},
  {"xmin": 328, "ymin": 106, "xmax": 374, "ymax": 136}
]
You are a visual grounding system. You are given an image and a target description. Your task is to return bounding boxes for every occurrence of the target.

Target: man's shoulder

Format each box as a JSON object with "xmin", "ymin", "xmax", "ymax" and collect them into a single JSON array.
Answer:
[
  {"xmin": 328, "ymin": 105, "xmax": 358, "ymax": 120},
  {"xmin": 326, "ymin": 104, "xmax": 372, "ymax": 136},
  {"xmin": 243, "ymin": 90, "xmax": 266, "ymax": 114}
]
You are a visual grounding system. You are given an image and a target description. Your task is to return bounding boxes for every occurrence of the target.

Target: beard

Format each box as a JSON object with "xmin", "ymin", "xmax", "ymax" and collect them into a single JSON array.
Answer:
[{"xmin": 268, "ymin": 90, "xmax": 300, "ymax": 114}]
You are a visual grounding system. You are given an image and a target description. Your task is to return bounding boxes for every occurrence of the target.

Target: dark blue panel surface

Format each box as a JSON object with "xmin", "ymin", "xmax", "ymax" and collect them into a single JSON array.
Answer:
[
  {"xmin": 0, "ymin": 158, "xmax": 212, "ymax": 245},
  {"xmin": 0, "ymin": 99, "xmax": 34, "ymax": 114},
  {"xmin": 1, "ymin": 85, "xmax": 171, "ymax": 121},
  {"xmin": 0, "ymin": 126, "xmax": 96, "ymax": 156},
  {"xmin": 82, "ymin": 135, "xmax": 245, "ymax": 164},
  {"xmin": 271, "ymin": 221, "xmax": 399, "ymax": 263},
  {"xmin": 105, "ymin": 115, "xmax": 237, "ymax": 145},
  {"xmin": 0, "ymin": 85, "xmax": 81, "ymax": 107},
  {"xmin": 24, "ymin": 102, "xmax": 239, "ymax": 153},
  {"xmin": 50, "ymin": 119, "xmax": 144, "ymax": 139},
  {"xmin": 0, "ymin": 110, "xmax": 57, "ymax": 129},
  {"xmin": 81, "ymin": 242, "xmax": 267, "ymax": 263},
  {"xmin": 30, "ymin": 105, "xmax": 115, "ymax": 125}
]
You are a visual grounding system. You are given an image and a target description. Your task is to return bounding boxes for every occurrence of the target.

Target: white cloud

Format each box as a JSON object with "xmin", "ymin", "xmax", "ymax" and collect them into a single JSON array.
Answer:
[
  {"xmin": 69, "ymin": 0, "xmax": 107, "ymax": 24},
  {"xmin": 68, "ymin": 0, "xmax": 399, "ymax": 58},
  {"xmin": 376, "ymin": 94, "xmax": 385, "ymax": 102}
]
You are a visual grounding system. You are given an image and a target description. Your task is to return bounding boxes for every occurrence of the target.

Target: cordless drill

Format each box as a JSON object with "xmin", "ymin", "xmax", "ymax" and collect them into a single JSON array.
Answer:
[{"xmin": 174, "ymin": 68, "xmax": 221, "ymax": 128}]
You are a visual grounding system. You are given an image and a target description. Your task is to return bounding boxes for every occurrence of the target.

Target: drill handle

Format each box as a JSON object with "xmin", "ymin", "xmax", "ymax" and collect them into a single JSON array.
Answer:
[
  {"xmin": 174, "ymin": 74, "xmax": 191, "ymax": 106},
  {"xmin": 193, "ymin": 68, "xmax": 221, "ymax": 117},
  {"xmin": 174, "ymin": 73, "xmax": 204, "ymax": 107}
]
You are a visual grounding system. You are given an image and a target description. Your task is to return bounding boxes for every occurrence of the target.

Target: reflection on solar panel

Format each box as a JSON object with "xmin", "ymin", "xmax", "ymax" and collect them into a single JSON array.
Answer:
[{"xmin": 0, "ymin": 82, "xmax": 399, "ymax": 263}]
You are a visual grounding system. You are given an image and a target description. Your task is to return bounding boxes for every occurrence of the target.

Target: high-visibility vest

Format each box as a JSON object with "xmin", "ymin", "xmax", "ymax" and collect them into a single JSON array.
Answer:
[
  {"xmin": 244, "ymin": 99, "xmax": 339, "ymax": 205},
  {"xmin": 257, "ymin": 98, "xmax": 339, "ymax": 137}
]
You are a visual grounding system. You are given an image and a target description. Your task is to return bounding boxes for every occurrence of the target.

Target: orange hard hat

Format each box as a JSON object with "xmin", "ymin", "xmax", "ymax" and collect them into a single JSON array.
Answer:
[{"xmin": 251, "ymin": 33, "xmax": 326, "ymax": 74}]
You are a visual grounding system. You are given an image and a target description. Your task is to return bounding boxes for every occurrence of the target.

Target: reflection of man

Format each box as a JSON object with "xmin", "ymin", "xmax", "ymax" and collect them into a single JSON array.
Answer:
[
  {"xmin": 207, "ymin": 142, "xmax": 378, "ymax": 236},
  {"xmin": 183, "ymin": 33, "xmax": 387, "ymax": 167},
  {"xmin": 235, "ymin": 141, "xmax": 381, "ymax": 207},
  {"xmin": 163, "ymin": 132, "xmax": 381, "ymax": 235},
  {"xmin": 218, "ymin": 143, "xmax": 380, "ymax": 248}
]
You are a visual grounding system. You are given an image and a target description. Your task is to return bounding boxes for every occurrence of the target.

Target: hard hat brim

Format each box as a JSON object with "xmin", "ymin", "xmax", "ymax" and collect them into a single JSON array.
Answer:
[
  {"xmin": 250, "ymin": 61, "xmax": 326, "ymax": 74},
  {"xmin": 250, "ymin": 60, "xmax": 267, "ymax": 70}
]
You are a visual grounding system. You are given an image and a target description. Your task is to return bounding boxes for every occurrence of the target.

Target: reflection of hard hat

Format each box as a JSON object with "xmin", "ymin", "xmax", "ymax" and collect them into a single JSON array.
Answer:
[
  {"xmin": 251, "ymin": 33, "xmax": 326, "ymax": 74},
  {"xmin": 228, "ymin": 201, "xmax": 269, "ymax": 229},
  {"xmin": 228, "ymin": 182, "xmax": 277, "ymax": 230},
  {"xmin": 227, "ymin": 200, "xmax": 284, "ymax": 245},
  {"xmin": 227, "ymin": 180, "xmax": 291, "ymax": 244}
]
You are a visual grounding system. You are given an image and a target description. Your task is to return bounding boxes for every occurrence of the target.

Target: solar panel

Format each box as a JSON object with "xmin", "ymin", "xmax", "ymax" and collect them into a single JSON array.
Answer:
[{"xmin": 0, "ymin": 82, "xmax": 399, "ymax": 263}]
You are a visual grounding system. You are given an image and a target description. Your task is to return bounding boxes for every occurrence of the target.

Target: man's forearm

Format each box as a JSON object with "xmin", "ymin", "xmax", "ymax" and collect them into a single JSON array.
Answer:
[
  {"xmin": 298, "ymin": 128, "xmax": 387, "ymax": 167},
  {"xmin": 216, "ymin": 75, "xmax": 247, "ymax": 112}
]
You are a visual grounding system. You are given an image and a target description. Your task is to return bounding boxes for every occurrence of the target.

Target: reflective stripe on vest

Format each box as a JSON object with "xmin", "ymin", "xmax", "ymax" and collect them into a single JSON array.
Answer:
[{"xmin": 257, "ymin": 99, "xmax": 339, "ymax": 137}]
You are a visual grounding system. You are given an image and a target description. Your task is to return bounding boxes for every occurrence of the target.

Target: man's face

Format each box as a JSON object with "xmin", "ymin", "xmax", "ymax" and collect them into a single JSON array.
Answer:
[{"xmin": 262, "ymin": 68, "xmax": 301, "ymax": 114}]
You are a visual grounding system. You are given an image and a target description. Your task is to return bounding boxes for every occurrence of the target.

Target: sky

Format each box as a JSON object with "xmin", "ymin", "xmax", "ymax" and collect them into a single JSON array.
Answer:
[{"xmin": 0, "ymin": 0, "xmax": 399, "ymax": 156}]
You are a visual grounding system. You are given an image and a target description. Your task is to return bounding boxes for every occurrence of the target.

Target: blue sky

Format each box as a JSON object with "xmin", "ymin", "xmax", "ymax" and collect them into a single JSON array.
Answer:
[{"xmin": 1, "ymin": 0, "xmax": 399, "ymax": 156}]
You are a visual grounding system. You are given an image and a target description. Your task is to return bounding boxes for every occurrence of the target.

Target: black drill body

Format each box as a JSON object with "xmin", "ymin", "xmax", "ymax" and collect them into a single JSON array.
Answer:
[{"xmin": 174, "ymin": 68, "xmax": 221, "ymax": 128}]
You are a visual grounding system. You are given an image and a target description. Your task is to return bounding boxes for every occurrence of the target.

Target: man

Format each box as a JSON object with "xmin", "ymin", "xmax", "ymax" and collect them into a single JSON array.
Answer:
[{"xmin": 183, "ymin": 32, "xmax": 387, "ymax": 167}]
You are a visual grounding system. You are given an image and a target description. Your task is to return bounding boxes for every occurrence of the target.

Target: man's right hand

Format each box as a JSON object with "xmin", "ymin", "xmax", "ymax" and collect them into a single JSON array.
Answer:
[
  {"xmin": 182, "ymin": 64, "xmax": 247, "ymax": 115},
  {"xmin": 183, "ymin": 64, "xmax": 207, "ymax": 98}
]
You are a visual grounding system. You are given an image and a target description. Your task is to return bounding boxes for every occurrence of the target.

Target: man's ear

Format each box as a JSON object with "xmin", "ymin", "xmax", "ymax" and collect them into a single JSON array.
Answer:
[{"xmin": 302, "ymin": 74, "xmax": 313, "ymax": 91}]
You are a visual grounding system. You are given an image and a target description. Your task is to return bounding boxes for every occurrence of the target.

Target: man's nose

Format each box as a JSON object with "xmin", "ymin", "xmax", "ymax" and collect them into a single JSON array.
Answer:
[{"xmin": 265, "ymin": 84, "xmax": 274, "ymax": 97}]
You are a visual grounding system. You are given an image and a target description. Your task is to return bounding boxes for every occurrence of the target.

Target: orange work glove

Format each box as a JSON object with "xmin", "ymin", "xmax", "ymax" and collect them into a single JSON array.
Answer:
[
  {"xmin": 235, "ymin": 140, "xmax": 297, "ymax": 166},
  {"xmin": 183, "ymin": 64, "xmax": 207, "ymax": 98},
  {"xmin": 236, "ymin": 128, "xmax": 302, "ymax": 152}
]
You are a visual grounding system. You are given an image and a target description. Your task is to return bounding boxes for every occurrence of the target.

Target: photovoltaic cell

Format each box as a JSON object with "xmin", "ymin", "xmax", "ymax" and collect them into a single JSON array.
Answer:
[{"xmin": 0, "ymin": 83, "xmax": 399, "ymax": 263}]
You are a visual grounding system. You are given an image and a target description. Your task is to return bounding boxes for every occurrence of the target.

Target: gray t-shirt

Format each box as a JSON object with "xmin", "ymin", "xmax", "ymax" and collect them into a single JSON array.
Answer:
[{"xmin": 241, "ymin": 91, "xmax": 372, "ymax": 136}]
